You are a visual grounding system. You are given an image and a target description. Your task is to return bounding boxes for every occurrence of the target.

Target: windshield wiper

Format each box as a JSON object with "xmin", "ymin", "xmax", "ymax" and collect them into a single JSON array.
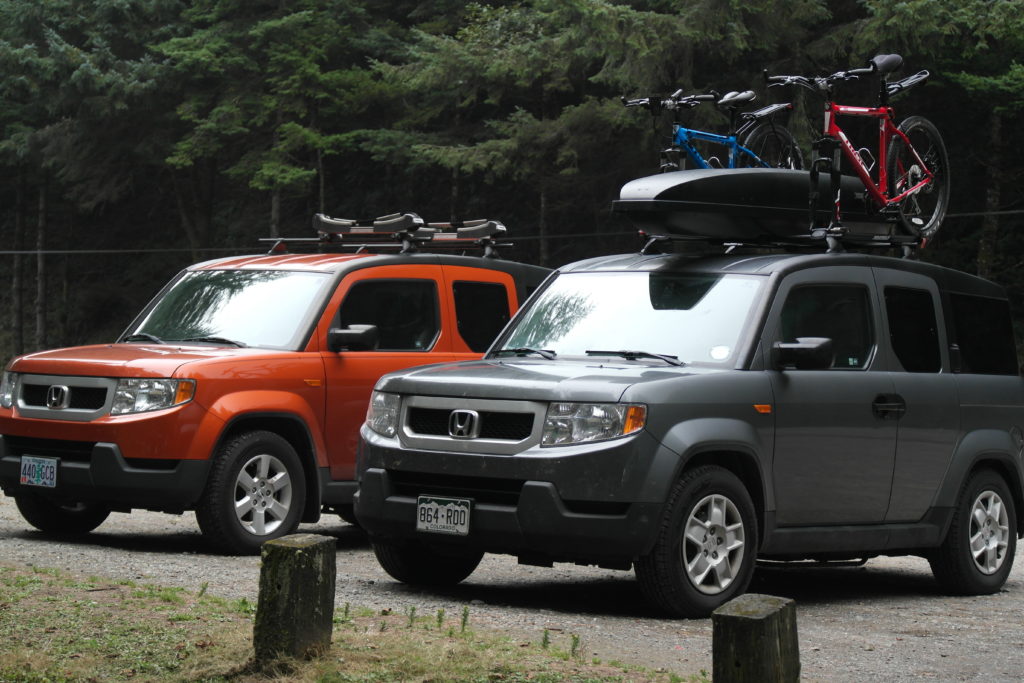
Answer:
[
  {"xmin": 493, "ymin": 347, "xmax": 557, "ymax": 360},
  {"xmin": 180, "ymin": 336, "xmax": 248, "ymax": 348},
  {"xmin": 585, "ymin": 349, "xmax": 685, "ymax": 366},
  {"xmin": 122, "ymin": 333, "xmax": 165, "ymax": 344}
]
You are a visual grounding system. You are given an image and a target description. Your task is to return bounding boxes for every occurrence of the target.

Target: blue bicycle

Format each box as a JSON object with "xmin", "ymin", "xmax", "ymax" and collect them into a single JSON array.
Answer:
[{"xmin": 624, "ymin": 89, "xmax": 803, "ymax": 172}]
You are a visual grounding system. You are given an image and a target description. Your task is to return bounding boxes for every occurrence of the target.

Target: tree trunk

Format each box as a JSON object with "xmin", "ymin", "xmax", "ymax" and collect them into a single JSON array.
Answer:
[
  {"xmin": 270, "ymin": 188, "xmax": 281, "ymax": 239},
  {"xmin": 60, "ymin": 209, "xmax": 73, "ymax": 348},
  {"xmin": 12, "ymin": 167, "xmax": 25, "ymax": 356},
  {"xmin": 171, "ymin": 164, "xmax": 214, "ymax": 262},
  {"xmin": 35, "ymin": 181, "xmax": 47, "ymax": 352},
  {"xmin": 312, "ymin": 105, "xmax": 325, "ymax": 215},
  {"xmin": 538, "ymin": 184, "xmax": 549, "ymax": 267},
  {"xmin": 317, "ymin": 146, "xmax": 325, "ymax": 215},
  {"xmin": 269, "ymin": 111, "xmax": 282, "ymax": 238},
  {"xmin": 976, "ymin": 111, "xmax": 1001, "ymax": 279},
  {"xmin": 450, "ymin": 166, "xmax": 460, "ymax": 224}
]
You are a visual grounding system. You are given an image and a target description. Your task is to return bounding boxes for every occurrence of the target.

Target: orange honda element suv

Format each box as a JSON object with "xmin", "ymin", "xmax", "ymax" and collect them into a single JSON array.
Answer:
[{"xmin": 0, "ymin": 213, "xmax": 549, "ymax": 553}]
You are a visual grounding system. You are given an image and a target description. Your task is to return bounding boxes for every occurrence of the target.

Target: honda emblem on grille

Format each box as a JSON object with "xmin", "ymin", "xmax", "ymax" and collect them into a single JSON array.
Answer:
[
  {"xmin": 46, "ymin": 385, "xmax": 70, "ymax": 410},
  {"xmin": 448, "ymin": 409, "xmax": 480, "ymax": 439}
]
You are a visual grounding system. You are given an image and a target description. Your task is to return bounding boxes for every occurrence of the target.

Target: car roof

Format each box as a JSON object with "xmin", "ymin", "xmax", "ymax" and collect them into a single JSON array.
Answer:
[
  {"xmin": 188, "ymin": 250, "xmax": 548, "ymax": 277},
  {"xmin": 559, "ymin": 250, "xmax": 1006, "ymax": 298}
]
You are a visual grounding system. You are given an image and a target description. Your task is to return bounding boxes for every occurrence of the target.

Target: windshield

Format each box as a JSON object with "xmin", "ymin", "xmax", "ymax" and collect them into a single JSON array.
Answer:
[
  {"xmin": 497, "ymin": 271, "xmax": 765, "ymax": 365},
  {"xmin": 129, "ymin": 270, "xmax": 333, "ymax": 350}
]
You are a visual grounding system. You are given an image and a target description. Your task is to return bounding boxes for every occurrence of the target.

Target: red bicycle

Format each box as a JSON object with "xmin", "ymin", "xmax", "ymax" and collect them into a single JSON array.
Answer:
[{"xmin": 766, "ymin": 54, "xmax": 949, "ymax": 243}]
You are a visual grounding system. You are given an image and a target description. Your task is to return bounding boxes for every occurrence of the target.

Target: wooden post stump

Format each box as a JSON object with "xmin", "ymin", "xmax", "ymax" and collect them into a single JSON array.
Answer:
[
  {"xmin": 254, "ymin": 533, "xmax": 336, "ymax": 662},
  {"xmin": 712, "ymin": 593, "xmax": 800, "ymax": 683}
]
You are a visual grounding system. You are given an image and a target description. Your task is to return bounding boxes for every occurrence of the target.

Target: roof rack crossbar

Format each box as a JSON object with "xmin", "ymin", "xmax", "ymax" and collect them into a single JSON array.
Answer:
[{"xmin": 637, "ymin": 229, "xmax": 923, "ymax": 258}]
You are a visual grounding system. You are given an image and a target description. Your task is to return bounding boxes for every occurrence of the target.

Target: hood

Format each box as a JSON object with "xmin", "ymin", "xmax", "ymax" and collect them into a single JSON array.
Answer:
[
  {"xmin": 9, "ymin": 343, "xmax": 265, "ymax": 378},
  {"xmin": 375, "ymin": 357, "xmax": 710, "ymax": 403}
]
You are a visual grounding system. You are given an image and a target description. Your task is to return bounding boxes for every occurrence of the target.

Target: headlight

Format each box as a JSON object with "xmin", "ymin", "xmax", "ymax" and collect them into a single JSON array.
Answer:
[
  {"xmin": 542, "ymin": 402, "xmax": 646, "ymax": 446},
  {"xmin": 0, "ymin": 372, "xmax": 18, "ymax": 409},
  {"xmin": 366, "ymin": 391, "xmax": 400, "ymax": 437},
  {"xmin": 111, "ymin": 378, "xmax": 195, "ymax": 415}
]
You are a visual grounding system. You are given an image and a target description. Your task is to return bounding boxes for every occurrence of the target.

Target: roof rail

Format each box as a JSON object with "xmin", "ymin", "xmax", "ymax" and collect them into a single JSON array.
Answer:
[{"xmin": 260, "ymin": 212, "xmax": 511, "ymax": 258}]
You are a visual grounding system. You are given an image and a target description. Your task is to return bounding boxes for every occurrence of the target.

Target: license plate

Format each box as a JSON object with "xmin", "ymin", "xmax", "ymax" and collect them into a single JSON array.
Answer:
[
  {"xmin": 416, "ymin": 495, "xmax": 471, "ymax": 536},
  {"xmin": 20, "ymin": 456, "xmax": 57, "ymax": 488}
]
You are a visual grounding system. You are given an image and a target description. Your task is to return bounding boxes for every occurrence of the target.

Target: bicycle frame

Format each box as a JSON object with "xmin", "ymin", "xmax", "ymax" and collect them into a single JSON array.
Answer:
[
  {"xmin": 818, "ymin": 100, "xmax": 934, "ymax": 220},
  {"xmin": 669, "ymin": 121, "xmax": 766, "ymax": 169}
]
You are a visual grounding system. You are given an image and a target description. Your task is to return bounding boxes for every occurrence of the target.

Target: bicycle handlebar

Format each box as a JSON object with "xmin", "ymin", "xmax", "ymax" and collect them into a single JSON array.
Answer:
[
  {"xmin": 764, "ymin": 54, "xmax": 911, "ymax": 96},
  {"xmin": 622, "ymin": 91, "xmax": 719, "ymax": 113}
]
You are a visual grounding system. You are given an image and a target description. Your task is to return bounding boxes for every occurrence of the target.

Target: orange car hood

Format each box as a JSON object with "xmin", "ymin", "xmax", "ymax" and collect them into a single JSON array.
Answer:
[{"xmin": 10, "ymin": 344, "xmax": 261, "ymax": 378}]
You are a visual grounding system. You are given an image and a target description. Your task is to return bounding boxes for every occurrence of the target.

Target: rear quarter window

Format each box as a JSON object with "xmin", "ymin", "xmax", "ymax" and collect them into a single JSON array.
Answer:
[
  {"xmin": 949, "ymin": 293, "xmax": 1018, "ymax": 375},
  {"xmin": 453, "ymin": 281, "xmax": 512, "ymax": 352}
]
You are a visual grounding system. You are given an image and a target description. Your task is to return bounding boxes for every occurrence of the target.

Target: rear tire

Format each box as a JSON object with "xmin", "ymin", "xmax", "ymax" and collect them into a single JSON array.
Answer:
[
  {"xmin": 195, "ymin": 430, "xmax": 306, "ymax": 555},
  {"xmin": 886, "ymin": 115, "xmax": 949, "ymax": 239},
  {"xmin": 15, "ymin": 493, "xmax": 110, "ymax": 535},
  {"xmin": 740, "ymin": 123, "xmax": 803, "ymax": 169},
  {"xmin": 929, "ymin": 468, "xmax": 1016, "ymax": 595},
  {"xmin": 372, "ymin": 538, "xmax": 483, "ymax": 586},
  {"xmin": 635, "ymin": 466, "xmax": 758, "ymax": 618}
]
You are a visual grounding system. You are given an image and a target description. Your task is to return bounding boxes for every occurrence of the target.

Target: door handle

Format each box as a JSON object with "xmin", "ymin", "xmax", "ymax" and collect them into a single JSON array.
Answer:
[{"xmin": 872, "ymin": 393, "xmax": 906, "ymax": 420}]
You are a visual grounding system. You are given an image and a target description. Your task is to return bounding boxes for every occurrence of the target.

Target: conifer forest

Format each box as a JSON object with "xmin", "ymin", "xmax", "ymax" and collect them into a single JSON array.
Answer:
[{"xmin": 1, "ymin": 0, "xmax": 1022, "ymax": 363}]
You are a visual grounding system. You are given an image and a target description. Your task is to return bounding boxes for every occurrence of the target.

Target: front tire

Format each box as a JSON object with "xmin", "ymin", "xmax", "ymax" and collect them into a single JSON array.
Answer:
[
  {"xmin": 635, "ymin": 466, "xmax": 758, "ymax": 618},
  {"xmin": 195, "ymin": 430, "xmax": 306, "ymax": 555},
  {"xmin": 372, "ymin": 538, "xmax": 483, "ymax": 586},
  {"xmin": 15, "ymin": 493, "xmax": 110, "ymax": 535},
  {"xmin": 929, "ymin": 468, "xmax": 1016, "ymax": 595},
  {"xmin": 886, "ymin": 115, "xmax": 950, "ymax": 239},
  {"xmin": 740, "ymin": 123, "xmax": 803, "ymax": 169}
]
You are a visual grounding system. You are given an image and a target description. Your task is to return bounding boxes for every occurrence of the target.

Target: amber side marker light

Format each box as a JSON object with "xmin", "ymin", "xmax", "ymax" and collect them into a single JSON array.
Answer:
[
  {"xmin": 753, "ymin": 404, "xmax": 772, "ymax": 414},
  {"xmin": 624, "ymin": 405, "xmax": 647, "ymax": 434},
  {"xmin": 174, "ymin": 381, "xmax": 197, "ymax": 405}
]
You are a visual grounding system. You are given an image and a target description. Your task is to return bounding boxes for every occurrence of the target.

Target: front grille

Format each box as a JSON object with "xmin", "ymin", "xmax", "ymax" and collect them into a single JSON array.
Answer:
[
  {"xmin": 407, "ymin": 408, "xmax": 534, "ymax": 440},
  {"xmin": 388, "ymin": 469, "xmax": 524, "ymax": 505},
  {"xmin": 4, "ymin": 436, "xmax": 94, "ymax": 463},
  {"xmin": 407, "ymin": 408, "xmax": 449, "ymax": 435},
  {"xmin": 22, "ymin": 383, "xmax": 108, "ymax": 409}
]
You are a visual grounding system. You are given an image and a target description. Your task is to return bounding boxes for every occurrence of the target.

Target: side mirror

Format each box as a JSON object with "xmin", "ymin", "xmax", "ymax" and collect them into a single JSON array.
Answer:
[
  {"xmin": 772, "ymin": 337, "xmax": 833, "ymax": 370},
  {"xmin": 328, "ymin": 324, "xmax": 379, "ymax": 352}
]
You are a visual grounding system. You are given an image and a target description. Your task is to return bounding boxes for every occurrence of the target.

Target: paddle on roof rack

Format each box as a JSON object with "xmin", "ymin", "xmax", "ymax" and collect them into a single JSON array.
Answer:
[{"xmin": 260, "ymin": 212, "xmax": 511, "ymax": 257}]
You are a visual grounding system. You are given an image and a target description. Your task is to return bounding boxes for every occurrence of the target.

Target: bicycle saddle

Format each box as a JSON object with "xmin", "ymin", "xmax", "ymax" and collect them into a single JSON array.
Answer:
[
  {"xmin": 716, "ymin": 90, "xmax": 756, "ymax": 109},
  {"xmin": 870, "ymin": 54, "xmax": 903, "ymax": 76}
]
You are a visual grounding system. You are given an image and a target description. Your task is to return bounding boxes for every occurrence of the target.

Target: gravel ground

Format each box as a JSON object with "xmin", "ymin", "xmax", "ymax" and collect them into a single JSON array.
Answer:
[{"xmin": 2, "ymin": 492, "xmax": 1022, "ymax": 681}]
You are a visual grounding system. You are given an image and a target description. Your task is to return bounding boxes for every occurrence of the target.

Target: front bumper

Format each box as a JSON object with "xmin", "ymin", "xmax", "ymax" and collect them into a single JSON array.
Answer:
[
  {"xmin": 354, "ymin": 426, "xmax": 678, "ymax": 564},
  {"xmin": 0, "ymin": 435, "xmax": 210, "ymax": 512}
]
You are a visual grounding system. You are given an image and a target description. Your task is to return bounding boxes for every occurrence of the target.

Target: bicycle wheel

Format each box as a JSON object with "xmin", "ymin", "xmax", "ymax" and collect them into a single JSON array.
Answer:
[
  {"xmin": 739, "ymin": 123, "xmax": 803, "ymax": 170},
  {"xmin": 886, "ymin": 115, "xmax": 950, "ymax": 239}
]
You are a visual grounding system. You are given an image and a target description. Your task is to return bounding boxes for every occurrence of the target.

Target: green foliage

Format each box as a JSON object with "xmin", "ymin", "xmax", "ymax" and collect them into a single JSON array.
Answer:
[{"xmin": 1, "ymin": 0, "xmax": 1023, "ymax": 362}]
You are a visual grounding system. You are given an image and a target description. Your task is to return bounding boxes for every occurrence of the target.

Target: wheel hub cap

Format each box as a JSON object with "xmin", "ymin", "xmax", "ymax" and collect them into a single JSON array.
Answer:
[
  {"xmin": 682, "ymin": 494, "xmax": 745, "ymax": 595},
  {"xmin": 234, "ymin": 453, "xmax": 292, "ymax": 536},
  {"xmin": 970, "ymin": 490, "xmax": 1009, "ymax": 575}
]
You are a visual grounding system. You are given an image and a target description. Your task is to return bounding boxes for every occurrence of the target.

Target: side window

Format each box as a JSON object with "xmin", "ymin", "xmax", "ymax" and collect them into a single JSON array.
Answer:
[
  {"xmin": 779, "ymin": 284, "xmax": 873, "ymax": 369},
  {"xmin": 950, "ymin": 293, "xmax": 1018, "ymax": 375},
  {"xmin": 884, "ymin": 286, "xmax": 941, "ymax": 373},
  {"xmin": 453, "ymin": 281, "xmax": 511, "ymax": 352},
  {"xmin": 337, "ymin": 279, "xmax": 439, "ymax": 351}
]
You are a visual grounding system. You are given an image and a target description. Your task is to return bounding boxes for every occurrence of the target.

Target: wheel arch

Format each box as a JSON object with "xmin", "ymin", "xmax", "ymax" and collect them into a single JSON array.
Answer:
[
  {"xmin": 216, "ymin": 412, "xmax": 322, "ymax": 523},
  {"xmin": 936, "ymin": 429, "xmax": 1024, "ymax": 535},
  {"xmin": 961, "ymin": 455, "xmax": 1024, "ymax": 534}
]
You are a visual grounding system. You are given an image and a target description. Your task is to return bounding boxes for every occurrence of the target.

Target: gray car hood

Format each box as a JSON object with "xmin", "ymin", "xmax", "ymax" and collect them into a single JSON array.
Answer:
[{"xmin": 374, "ymin": 357, "xmax": 709, "ymax": 403}]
